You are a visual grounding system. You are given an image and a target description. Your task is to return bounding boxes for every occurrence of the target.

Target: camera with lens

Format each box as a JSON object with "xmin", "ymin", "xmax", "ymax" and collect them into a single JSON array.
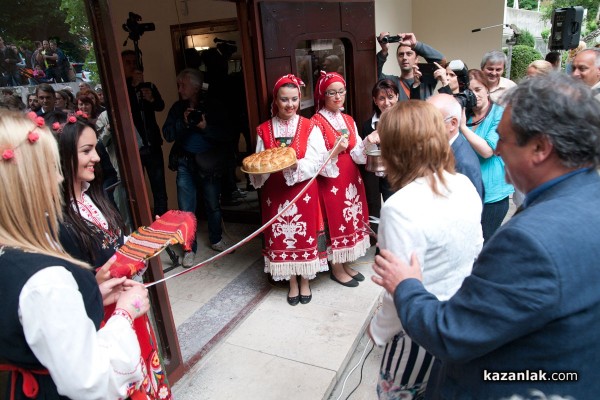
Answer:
[
  {"xmin": 447, "ymin": 60, "xmax": 477, "ymax": 113},
  {"xmin": 380, "ymin": 35, "xmax": 403, "ymax": 44},
  {"xmin": 187, "ymin": 109, "xmax": 205, "ymax": 127},
  {"xmin": 137, "ymin": 82, "xmax": 152, "ymax": 90}
]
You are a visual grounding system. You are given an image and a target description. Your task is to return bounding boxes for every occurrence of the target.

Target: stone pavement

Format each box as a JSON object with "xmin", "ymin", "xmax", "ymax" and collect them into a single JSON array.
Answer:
[{"xmin": 169, "ymin": 246, "xmax": 383, "ymax": 400}]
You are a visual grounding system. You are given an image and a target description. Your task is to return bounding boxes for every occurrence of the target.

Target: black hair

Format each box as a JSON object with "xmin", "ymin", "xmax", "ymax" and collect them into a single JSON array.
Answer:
[
  {"xmin": 371, "ymin": 79, "xmax": 399, "ymax": 117},
  {"xmin": 58, "ymin": 117, "xmax": 125, "ymax": 262}
]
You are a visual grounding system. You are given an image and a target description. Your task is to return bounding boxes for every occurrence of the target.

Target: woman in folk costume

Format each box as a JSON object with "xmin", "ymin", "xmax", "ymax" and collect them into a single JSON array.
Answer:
[
  {"xmin": 249, "ymin": 74, "xmax": 343, "ymax": 306},
  {"xmin": 0, "ymin": 111, "xmax": 150, "ymax": 399},
  {"xmin": 311, "ymin": 71, "xmax": 379, "ymax": 287},
  {"xmin": 56, "ymin": 115, "xmax": 172, "ymax": 399}
]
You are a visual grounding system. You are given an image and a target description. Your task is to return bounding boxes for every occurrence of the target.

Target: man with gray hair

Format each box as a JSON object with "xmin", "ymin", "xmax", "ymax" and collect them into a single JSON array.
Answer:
[
  {"xmin": 481, "ymin": 50, "xmax": 516, "ymax": 104},
  {"xmin": 163, "ymin": 68, "xmax": 230, "ymax": 266},
  {"xmin": 427, "ymin": 93, "xmax": 483, "ymax": 200},
  {"xmin": 571, "ymin": 48, "xmax": 600, "ymax": 101},
  {"xmin": 372, "ymin": 73, "xmax": 600, "ymax": 398}
]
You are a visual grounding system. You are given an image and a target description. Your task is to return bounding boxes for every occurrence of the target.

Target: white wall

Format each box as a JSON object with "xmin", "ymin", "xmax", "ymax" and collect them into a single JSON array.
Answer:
[
  {"xmin": 375, "ymin": 0, "xmax": 505, "ymax": 73},
  {"xmin": 374, "ymin": 0, "xmax": 411, "ymax": 77}
]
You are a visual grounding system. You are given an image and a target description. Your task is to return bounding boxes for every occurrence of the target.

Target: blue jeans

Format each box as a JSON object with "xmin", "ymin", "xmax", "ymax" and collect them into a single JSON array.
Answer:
[
  {"xmin": 176, "ymin": 155, "xmax": 223, "ymax": 251},
  {"xmin": 482, "ymin": 196, "xmax": 509, "ymax": 242}
]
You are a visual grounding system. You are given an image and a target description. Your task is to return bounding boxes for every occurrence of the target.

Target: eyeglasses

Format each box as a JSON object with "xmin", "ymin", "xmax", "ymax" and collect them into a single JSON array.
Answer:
[{"xmin": 325, "ymin": 89, "xmax": 347, "ymax": 97}]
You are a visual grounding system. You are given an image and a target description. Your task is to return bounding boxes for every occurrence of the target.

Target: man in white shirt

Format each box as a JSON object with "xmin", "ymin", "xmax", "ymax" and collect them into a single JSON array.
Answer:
[
  {"xmin": 571, "ymin": 48, "xmax": 600, "ymax": 102},
  {"xmin": 480, "ymin": 50, "xmax": 516, "ymax": 104}
]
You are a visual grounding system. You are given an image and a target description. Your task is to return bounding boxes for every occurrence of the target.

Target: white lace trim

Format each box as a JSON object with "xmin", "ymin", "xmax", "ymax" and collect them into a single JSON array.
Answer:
[
  {"xmin": 264, "ymin": 257, "xmax": 329, "ymax": 281},
  {"xmin": 329, "ymin": 235, "xmax": 371, "ymax": 264}
]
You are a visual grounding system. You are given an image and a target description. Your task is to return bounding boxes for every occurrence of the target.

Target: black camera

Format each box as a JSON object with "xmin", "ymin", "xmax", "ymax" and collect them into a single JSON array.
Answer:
[
  {"xmin": 380, "ymin": 35, "xmax": 403, "ymax": 44},
  {"xmin": 137, "ymin": 82, "xmax": 153, "ymax": 90},
  {"xmin": 448, "ymin": 60, "xmax": 477, "ymax": 113},
  {"xmin": 188, "ymin": 110, "xmax": 204, "ymax": 127},
  {"xmin": 123, "ymin": 12, "xmax": 155, "ymax": 42}
]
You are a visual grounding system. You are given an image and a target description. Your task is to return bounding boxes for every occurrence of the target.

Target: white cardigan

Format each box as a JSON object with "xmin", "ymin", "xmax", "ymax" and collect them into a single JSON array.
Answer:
[{"xmin": 370, "ymin": 172, "xmax": 483, "ymax": 346}]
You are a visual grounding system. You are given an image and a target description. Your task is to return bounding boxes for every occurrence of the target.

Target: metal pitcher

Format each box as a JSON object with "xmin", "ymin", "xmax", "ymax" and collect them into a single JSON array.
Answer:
[{"xmin": 365, "ymin": 149, "xmax": 385, "ymax": 173}]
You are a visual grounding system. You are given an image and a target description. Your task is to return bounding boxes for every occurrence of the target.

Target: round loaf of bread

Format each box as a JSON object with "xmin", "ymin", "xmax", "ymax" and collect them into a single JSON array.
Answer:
[{"xmin": 242, "ymin": 147, "xmax": 297, "ymax": 173}]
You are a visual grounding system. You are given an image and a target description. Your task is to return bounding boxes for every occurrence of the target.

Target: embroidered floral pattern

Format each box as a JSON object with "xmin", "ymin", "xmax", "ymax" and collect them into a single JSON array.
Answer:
[
  {"xmin": 342, "ymin": 183, "xmax": 363, "ymax": 230},
  {"xmin": 272, "ymin": 201, "xmax": 307, "ymax": 249}
]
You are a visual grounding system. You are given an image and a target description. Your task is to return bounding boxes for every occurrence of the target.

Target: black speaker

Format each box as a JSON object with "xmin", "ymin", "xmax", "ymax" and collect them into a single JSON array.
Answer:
[{"xmin": 549, "ymin": 6, "xmax": 584, "ymax": 51}]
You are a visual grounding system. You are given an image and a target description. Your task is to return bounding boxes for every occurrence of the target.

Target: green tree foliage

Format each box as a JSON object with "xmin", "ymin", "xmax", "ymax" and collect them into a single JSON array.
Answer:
[
  {"xmin": 507, "ymin": 0, "xmax": 539, "ymax": 10},
  {"xmin": 60, "ymin": 0, "xmax": 97, "ymax": 79},
  {"xmin": 515, "ymin": 29, "xmax": 536, "ymax": 47},
  {"xmin": 505, "ymin": 45, "xmax": 542, "ymax": 82},
  {"xmin": 0, "ymin": 0, "xmax": 85, "ymax": 60}
]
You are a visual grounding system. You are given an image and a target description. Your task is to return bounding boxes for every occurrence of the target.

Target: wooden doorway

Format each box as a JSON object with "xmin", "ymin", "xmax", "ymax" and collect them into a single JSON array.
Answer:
[{"xmin": 169, "ymin": 19, "xmax": 259, "ymax": 224}]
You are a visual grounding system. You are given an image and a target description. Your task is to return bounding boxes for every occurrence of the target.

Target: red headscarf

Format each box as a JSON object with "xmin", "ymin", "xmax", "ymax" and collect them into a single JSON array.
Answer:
[
  {"xmin": 314, "ymin": 71, "xmax": 346, "ymax": 113},
  {"xmin": 271, "ymin": 74, "xmax": 305, "ymax": 117}
]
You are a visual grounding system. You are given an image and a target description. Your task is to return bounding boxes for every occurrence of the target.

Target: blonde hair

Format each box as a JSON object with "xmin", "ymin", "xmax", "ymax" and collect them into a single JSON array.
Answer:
[
  {"xmin": 527, "ymin": 60, "xmax": 553, "ymax": 76},
  {"xmin": 378, "ymin": 101, "xmax": 455, "ymax": 194},
  {"xmin": 568, "ymin": 41, "xmax": 587, "ymax": 60},
  {"xmin": 0, "ymin": 111, "xmax": 88, "ymax": 267}
]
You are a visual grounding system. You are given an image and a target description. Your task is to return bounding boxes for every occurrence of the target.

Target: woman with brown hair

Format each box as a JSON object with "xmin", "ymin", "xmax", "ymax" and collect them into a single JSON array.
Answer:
[
  {"xmin": 459, "ymin": 69, "xmax": 513, "ymax": 241},
  {"xmin": 369, "ymin": 101, "xmax": 483, "ymax": 399},
  {"xmin": 76, "ymin": 90, "xmax": 99, "ymax": 124}
]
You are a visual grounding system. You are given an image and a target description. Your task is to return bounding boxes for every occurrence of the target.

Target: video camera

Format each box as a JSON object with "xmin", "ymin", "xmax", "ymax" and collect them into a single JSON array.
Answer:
[
  {"xmin": 447, "ymin": 60, "xmax": 477, "ymax": 114},
  {"xmin": 379, "ymin": 35, "xmax": 403, "ymax": 44},
  {"xmin": 214, "ymin": 38, "xmax": 237, "ymax": 57},
  {"xmin": 123, "ymin": 12, "xmax": 155, "ymax": 42}
]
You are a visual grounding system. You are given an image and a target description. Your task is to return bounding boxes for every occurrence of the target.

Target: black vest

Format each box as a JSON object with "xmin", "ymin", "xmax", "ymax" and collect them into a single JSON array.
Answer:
[{"xmin": 0, "ymin": 247, "xmax": 103, "ymax": 399}]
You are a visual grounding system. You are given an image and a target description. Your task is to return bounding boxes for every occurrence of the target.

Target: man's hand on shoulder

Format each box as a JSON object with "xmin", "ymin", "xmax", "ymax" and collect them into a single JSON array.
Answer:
[{"xmin": 372, "ymin": 249, "xmax": 423, "ymax": 295}]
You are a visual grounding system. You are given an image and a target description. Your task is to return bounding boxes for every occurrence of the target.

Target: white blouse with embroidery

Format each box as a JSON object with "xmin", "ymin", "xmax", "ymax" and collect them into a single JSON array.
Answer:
[
  {"xmin": 72, "ymin": 182, "xmax": 109, "ymax": 230},
  {"xmin": 19, "ymin": 266, "xmax": 143, "ymax": 399},
  {"xmin": 249, "ymin": 115, "xmax": 340, "ymax": 189},
  {"xmin": 318, "ymin": 109, "xmax": 375, "ymax": 164}
]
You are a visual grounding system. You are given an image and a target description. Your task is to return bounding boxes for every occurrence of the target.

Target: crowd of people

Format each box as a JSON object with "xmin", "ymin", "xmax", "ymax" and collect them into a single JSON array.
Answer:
[
  {"xmin": 367, "ymin": 36, "xmax": 600, "ymax": 399},
  {"xmin": 1, "ymin": 37, "xmax": 76, "ymax": 87},
  {"xmin": 1, "ymin": 25, "xmax": 600, "ymax": 399}
]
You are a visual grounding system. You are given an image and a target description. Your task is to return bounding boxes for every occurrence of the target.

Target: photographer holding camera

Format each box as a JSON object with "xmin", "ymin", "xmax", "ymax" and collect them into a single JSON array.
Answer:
[
  {"xmin": 121, "ymin": 49, "xmax": 168, "ymax": 218},
  {"xmin": 376, "ymin": 32, "xmax": 445, "ymax": 101},
  {"xmin": 162, "ymin": 69, "xmax": 231, "ymax": 267}
]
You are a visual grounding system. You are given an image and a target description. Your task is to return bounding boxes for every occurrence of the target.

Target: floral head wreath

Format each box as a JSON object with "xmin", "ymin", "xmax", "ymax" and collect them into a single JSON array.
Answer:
[
  {"xmin": 0, "ymin": 112, "xmax": 44, "ymax": 162},
  {"xmin": 51, "ymin": 110, "xmax": 89, "ymax": 135}
]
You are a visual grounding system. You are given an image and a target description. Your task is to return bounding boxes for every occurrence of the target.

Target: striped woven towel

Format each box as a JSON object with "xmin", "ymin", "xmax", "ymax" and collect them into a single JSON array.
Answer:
[{"xmin": 110, "ymin": 210, "xmax": 197, "ymax": 278}]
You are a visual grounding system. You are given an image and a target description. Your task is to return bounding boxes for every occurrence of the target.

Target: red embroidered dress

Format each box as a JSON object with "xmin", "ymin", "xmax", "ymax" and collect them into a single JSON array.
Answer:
[
  {"xmin": 312, "ymin": 111, "xmax": 371, "ymax": 263},
  {"xmin": 255, "ymin": 116, "xmax": 328, "ymax": 280}
]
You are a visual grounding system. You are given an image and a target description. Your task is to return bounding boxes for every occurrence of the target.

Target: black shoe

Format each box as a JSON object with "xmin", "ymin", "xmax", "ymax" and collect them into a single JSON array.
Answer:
[
  {"xmin": 330, "ymin": 272, "xmax": 359, "ymax": 287},
  {"xmin": 300, "ymin": 284, "xmax": 312, "ymax": 304},
  {"xmin": 287, "ymin": 292, "xmax": 300, "ymax": 306},
  {"xmin": 348, "ymin": 271, "xmax": 365, "ymax": 282}
]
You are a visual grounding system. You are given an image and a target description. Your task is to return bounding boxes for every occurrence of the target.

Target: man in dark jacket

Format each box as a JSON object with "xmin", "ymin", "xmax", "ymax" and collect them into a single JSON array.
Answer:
[
  {"xmin": 376, "ymin": 32, "xmax": 445, "ymax": 101},
  {"xmin": 121, "ymin": 49, "xmax": 168, "ymax": 216}
]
